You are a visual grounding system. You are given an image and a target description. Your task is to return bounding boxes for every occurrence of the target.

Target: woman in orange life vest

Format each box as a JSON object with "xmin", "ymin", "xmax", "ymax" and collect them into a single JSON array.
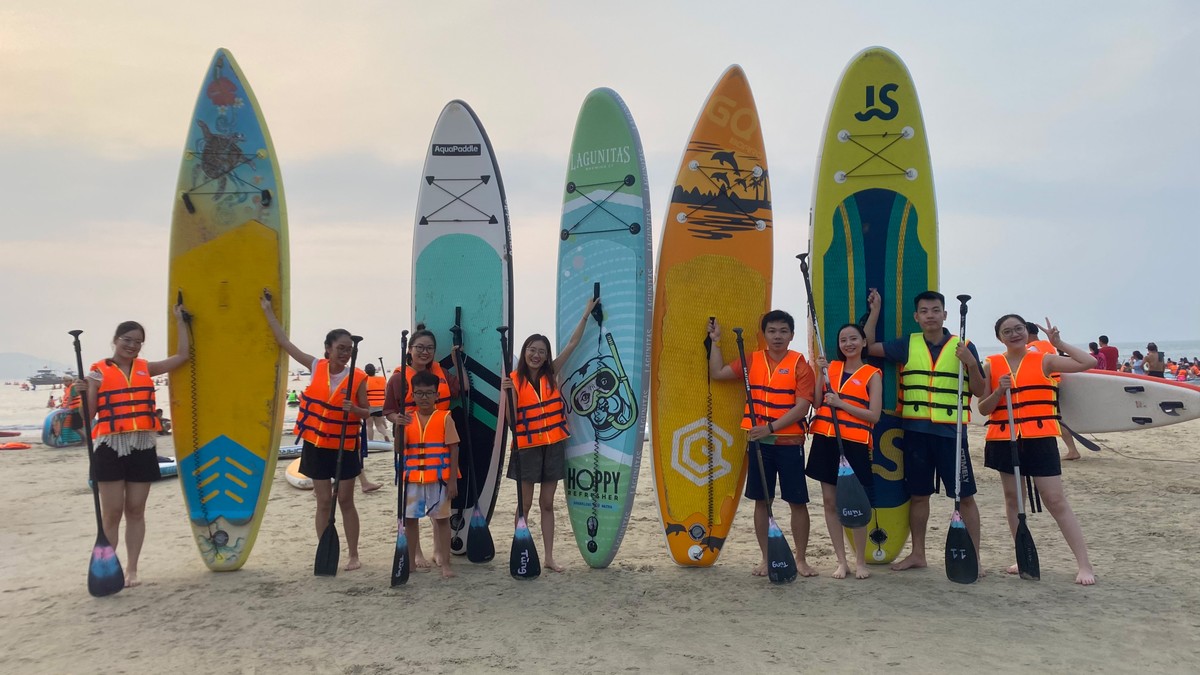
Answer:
[
  {"xmin": 382, "ymin": 324, "xmax": 462, "ymax": 570},
  {"xmin": 805, "ymin": 323, "xmax": 881, "ymax": 580},
  {"xmin": 81, "ymin": 304, "xmax": 191, "ymax": 588},
  {"xmin": 977, "ymin": 314, "xmax": 1097, "ymax": 586},
  {"xmin": 500, "ymin": 298, "xmax": 598, "ymax": 573},
  {"xmin": 260, "ymin": 294, "xmax": 370, "ymax": 572}
]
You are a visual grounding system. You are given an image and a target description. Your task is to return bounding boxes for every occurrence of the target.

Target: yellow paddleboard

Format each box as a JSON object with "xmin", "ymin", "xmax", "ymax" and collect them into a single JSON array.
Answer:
[
  {"xmin": 168, "ymin": 48, "xmax": 289, "ymax": 571},
  {"xmin": 811, "ymin": 47, "xmax": 938, "ymax": 564},
  {"xmin": 651, "ymin": 66, "xmax": 772, "ymax": 566}
]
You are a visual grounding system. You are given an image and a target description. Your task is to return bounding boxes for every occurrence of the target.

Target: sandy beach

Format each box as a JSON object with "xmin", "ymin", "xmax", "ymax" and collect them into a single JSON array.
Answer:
[{"xmin": 1, "ymin": 383, "xmax": 1198, "ymax": 674}]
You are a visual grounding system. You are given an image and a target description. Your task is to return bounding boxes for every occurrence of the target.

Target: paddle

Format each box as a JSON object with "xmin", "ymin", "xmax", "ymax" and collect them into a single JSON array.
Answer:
[
  {"xmin": 391, "ymin": 331, "xmax": 410, "ymax": 587},
  {"xmin": 733, "ymin": 327, "xmax": 797, "ymax": 584},
  {"xmin": 942, "ymin": 294, "xmax": 980, "ymax": 584},
  {"xmin": 796, "ymin": 254, "xmax": 873, "ymax": 530},
  {"xmin": 451, "ymin": 307, "xmax": 495, "ymax": 563},
  {"xmin": 1063, "ymin": 424, "xmax": 1102, "ymax": 453},
  {"xmin": 70, "ymin": 330, "xmax": 124, "ymax": 597},
  {"xmin": 499, "ymin": 326, "xmax": 541, "ymax": 580},
  {"xmin": 1006, "ymin": 393, "xmax": 1040, "ymax": 580},
  {"xmin": 314, "ymin": 335, "xmax": 363, "ymax": 577}
]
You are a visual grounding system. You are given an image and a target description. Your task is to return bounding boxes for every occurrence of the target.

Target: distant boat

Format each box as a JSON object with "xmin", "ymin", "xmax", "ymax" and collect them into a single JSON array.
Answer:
[{"xmin": 28, "ymin": 367, "xmax": 71, "ymax": 386}]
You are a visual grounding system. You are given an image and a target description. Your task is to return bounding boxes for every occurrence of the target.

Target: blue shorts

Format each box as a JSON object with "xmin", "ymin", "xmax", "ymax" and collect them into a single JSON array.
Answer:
[
  {"xmin": 744, "ymin": 442, "xmax": 809, "ymax": 505},
  {"xmin": 903, "ymin": 430, "xmax": 975, "ymax": 499}
]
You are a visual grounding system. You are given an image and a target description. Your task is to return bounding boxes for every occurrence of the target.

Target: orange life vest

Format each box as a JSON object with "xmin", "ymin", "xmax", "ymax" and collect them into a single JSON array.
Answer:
[
  {"xmin": 810, "ymin": 361, "xmax": 880, "ymax": 446},
  {"xmin": 402, "ymin": 409, "xmax": 459, "ymax": 484},
  {"xmin": 740, "ymin": 350, "xmax": 807, "ymax": 437},
  {"xmin": 394, "ymin": 362, "xmax": 452, "ymax": 410},
  {"xmin": 294, "ymin": 360, "xmax": 365, "ymax": 450},
  {"xmin": 985, "ymin": 351, "xmax": 1060, "ymax": 440},
  {"xmin": 365, "ymin": 375, "xmax": 387, "ymax": 408},
  {"xmin": 1026, "ymin": 340, "xmax": 1061, "ymax": 382},
  {"xmin": 90, "ymin": 358, "xmax": 160, "ymax": 438},
  {"xmin": 511, "ymin": 371, "xmax": 569, "ymax": 449},
  {"xmin": 60, "ymin": 382, "xmax": 81, "ymax": 410}
]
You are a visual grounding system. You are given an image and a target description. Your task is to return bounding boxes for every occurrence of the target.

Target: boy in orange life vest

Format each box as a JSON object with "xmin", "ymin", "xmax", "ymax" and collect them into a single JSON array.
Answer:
[
  {"xmin": 978, "ymin": 314, "xmax": 1097, "ymax": 585},
  {"xmin": 1025, "ymin": 322, "xmax": 1080, "ymax": 461},
  {"xmin": 400, "ymin": 369, "xmax": 460, "ymax": 579},
  {"xmin": 708, "ymin": 310, "xmax": 817, "ymax": 578},
  {"xmin": 864, "ymin": 289, "xmax": 986, "ymax": 575}
]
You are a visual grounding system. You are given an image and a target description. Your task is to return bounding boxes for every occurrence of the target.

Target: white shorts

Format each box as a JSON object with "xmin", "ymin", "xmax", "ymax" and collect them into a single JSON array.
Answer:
[{"xmin": 404, "ymin": 481, "xmax": 450, "ymax": 520}]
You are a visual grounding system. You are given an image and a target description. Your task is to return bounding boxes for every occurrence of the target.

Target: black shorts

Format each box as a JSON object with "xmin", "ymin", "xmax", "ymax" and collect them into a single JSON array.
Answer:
[
  {"xmin": 299, "ymin": 440, "xmax": 362, "ymax": 481},
  {"xmin": 507, "ymin": 440, "xmax": 565, "ymax": 483},
  {"xmin": 984, "ymin": 437, "xmax": 1062, "ymax": 477},
  {"xmin": 805, "ymin": 434, "xmax": 874, "ymax": 497},
  {"xmin": 904, "ymin": 430, "xmax": 976, "ymax": 499},
  {"xmin": 744, "ymin": 442, "xmax": 809, "ymax": 505},
  {"xmin": 92, "ymin": 443, "xmax": 161, "ymax": 483}
]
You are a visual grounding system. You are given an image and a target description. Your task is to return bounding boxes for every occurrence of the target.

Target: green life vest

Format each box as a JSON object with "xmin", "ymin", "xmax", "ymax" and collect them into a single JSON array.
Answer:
[{"xmin": 899, "ymin": 333, "xmax": 970, "ymax": 424}]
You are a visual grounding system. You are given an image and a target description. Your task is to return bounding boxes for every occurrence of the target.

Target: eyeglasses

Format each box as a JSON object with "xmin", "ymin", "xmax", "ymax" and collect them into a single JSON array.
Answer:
[
  {"xmin": 332, "ymin": 345, "xmax": 352, "ymax": 353},
  {"xmin": 999, "ymin": 326, "xmax": 1027, "ymax": 337},
  {"xmin": 526, "ymin": 347, "xmax": 548, "ymax": 357},
  {"xmin": 412, "ymin": 344, "xmax": 436, "ymax": 353},
  {"xmin": 117, "ymin": 337, "xmax": 144, "ymax": 347},
  {"xmin": 412, "ymin": 390, "xmax": 438, "ymax": 399}
]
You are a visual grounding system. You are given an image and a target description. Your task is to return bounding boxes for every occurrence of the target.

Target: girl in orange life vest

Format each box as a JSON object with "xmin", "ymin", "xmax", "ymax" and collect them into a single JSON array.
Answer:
[
  {"xmin": 260, "ymin": 295, "xmax": 370, "ymax": 572},
  {"xmin": 399, "ymin": 369, "xmax": 461, "ymax": 579},
  {"xmin": 805, "ymin": 323, "xmax": 881, "ymax": 580},
  {"xmin": 382, "ymin": 324, "xmax": 462, "ymax": 570},
  {"xmin": 1026, "ymin": 321, "xmax": 1081, "ymax": 461},
  {"xmin": 708, "ymin": 310, "xmax": 817, "ymax": 579},
  {"xmin": 500, "ymin": 298, "xmax": 598, "ymax": 573},
  {"xmin": 977, "ymin": 314, "xmax": 1097, "ymax": 586},
  {"xmin": 81, "ymin": 305, "xmax": 191, "ymax": 588}
]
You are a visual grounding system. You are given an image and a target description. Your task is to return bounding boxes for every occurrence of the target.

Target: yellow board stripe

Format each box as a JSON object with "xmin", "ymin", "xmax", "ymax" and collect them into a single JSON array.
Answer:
[
  {"xmin": 224, "ymin": 472, "xmax": 248, "ymax": 489},
  {"xmin": 895, "ymin": 200, "xmax": 912, "ymax": 337},
  {"xmin": 198, "ymin": 472, "xmax": 218, "ymax": 489},
  {"xmin": 224, "ymin": 490, "xmax": 244, "ymax": 504},
  {"xmin": 201, "ymin": 488, "xmax": 219, "ymax": 503},
  {"xmin": 193, "ymin": 456, "xmax": 220, "ymax": 476},
  {"xmin": 225, "ymin": 456, "xmax": 252, "ymax": 475},
  {"xmin": 838, "ymin": 201, "xmax": 856, "ymax": 322}
]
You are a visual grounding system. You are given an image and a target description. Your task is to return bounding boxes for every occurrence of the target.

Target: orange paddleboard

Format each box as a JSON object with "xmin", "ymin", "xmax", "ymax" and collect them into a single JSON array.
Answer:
[{"xmin": 651, "ymin": 66, "xmax": 772, "ymax": 566}]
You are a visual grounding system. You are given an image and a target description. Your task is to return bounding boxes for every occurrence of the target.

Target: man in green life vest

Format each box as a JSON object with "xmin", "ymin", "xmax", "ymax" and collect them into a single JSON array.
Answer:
[{"xmin": 865, "ymin": 289, "xmax": 986, "ymax": 575}]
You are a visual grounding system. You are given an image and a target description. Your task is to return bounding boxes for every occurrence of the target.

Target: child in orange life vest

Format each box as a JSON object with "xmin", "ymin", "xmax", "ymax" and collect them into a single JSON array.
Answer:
[
  {"xmin": 805, "ymin": 323, "xmax": 881, "ymax": 580},
  {"xmin": 261, "ymin": 294, "xmax": 370, "ymax": 572},
  {"xmin": 399, "ymin": 369, "xmax": 461, "ymax": 579},
  {"xmin": 708, "ymin": 310, "xmax": 817, "ymax": 578},
  {"xmin": 1025, "ymin": 321, "xmax": 1081, "ymax": 461},
  {"xmin": 81, "ymin": 305, "xmax": 191, "ymax": 588},
  {"xmin": 383, "ymin": 325, "xmax": 462, "ymax": 569},
  {"xmin": 978, "ymin": 314, "xmax": 1097, "ymax": 586},
  {"xmin": 500, "ymin": 298, "xmax": 598, "ymax": 573}
]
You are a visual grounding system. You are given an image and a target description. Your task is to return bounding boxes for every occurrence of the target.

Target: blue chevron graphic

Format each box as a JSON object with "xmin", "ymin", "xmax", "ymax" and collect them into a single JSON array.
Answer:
[{"xmin": 183, "ymin": 434, "xmax": 266, "ymax": 525}]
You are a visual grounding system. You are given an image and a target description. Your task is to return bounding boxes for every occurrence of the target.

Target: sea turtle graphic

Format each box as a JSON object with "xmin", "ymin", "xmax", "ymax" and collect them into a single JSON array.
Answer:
[{"xmin": 193, "ymin": 119, "xmax": 249, "ymax": 201}]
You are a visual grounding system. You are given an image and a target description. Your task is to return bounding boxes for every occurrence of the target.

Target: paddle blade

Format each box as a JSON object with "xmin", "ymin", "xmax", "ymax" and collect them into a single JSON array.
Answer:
[
  {"xmin": 87, "ymin": 536, "xmax": 124, "ymax": 598},
  {"xmin": 944, "ymin": 510, "xmax": 979, "ymax": 584},
  {"xmin": 835, "ymin": 460, "xmax": 872, "ymax": 528},
  {"xmin": 466, "ymin": 507, "xmax": 495, "ymax": 563},
  {"xmin": 391, "ymin": 520, "xmax": 409, "ymax": 587},
  {"xmin": 314, "ymin": 523, "xmax": 340, "ymax": 577},
  {"xmin": 509, "ymin": 517, "xmax": 540, "ymax": 580},
  {"xmin": 766, "ymin": 517, "xmax": 797, "ymax": 584},
  {"xmin": 1015, "ymin": 515, "xmax": 1040, "ymax": 581}
]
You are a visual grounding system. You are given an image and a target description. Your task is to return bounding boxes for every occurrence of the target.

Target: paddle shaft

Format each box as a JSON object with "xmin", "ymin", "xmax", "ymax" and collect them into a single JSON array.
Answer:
[
  {"xmin": 450, "ymin": 308, "xmax": 482, "ymax": 506},
  {"xmin": 327, "ymin": 337, "xmax": 364, "ymax": 526},
  {"xmin": 395, "ymin": 331, "xmax": 409, "ymax": 522},
  {"xmin": 69, "ymin": 332, "xmax": 105, "ymax": 535},
  {"xmin": 797, "ymin": 254, "xmax": 852, "ymax": 462},
  {"xmin": 952, "ymin": 295, "xmax": 971, "ymax": 510},
  {"xmin": 498, "ymin": 328, "xmax": 527, "ymax": 521},
  {"xmin": 732, "ymin": 328, "xmax": 778, "ymax": 518},
  {"xmin": 1005, "ymin": 395, "xmax": 1028, "ymax": 517}
]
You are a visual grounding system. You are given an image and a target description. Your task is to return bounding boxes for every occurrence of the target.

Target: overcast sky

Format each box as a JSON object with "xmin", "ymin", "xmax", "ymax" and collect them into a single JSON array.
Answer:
[{"xmin": 2, "ymin": 1, "xmax": 1196, "ymax": 368}]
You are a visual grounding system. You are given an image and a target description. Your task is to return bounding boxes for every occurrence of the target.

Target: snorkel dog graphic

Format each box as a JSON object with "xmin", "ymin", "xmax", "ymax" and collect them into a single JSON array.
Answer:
[{"xmin": 562, "ymin": 334, "xmax": 637, "ymax": 441}]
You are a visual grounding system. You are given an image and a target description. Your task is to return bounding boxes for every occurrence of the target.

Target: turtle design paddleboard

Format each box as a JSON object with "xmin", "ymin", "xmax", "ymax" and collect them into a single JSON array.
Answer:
[
  {"xmin": 557, "ymin": 88, "xmax": 651, "ymax": 568},
  {"xmin": 651, "ymin": 66, "xmax": 772, "ymax": 567},
  {"xmin": 168, "ymin": 48, "xmax": 289, "ymax": 571},
  {"xmin": 811, "ymin": 46, "xmax": 937, "ymax": 564},
  {"xmin": 413, "ymin": 100, "xmax": 512, "ymax": 556}
]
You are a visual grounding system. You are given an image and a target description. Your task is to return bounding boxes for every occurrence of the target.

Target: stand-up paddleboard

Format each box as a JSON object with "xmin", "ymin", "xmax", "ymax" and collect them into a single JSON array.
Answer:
[
  {"xmin": 285, "ymin": 457, "xmax": 314, "ymax": 490},
  {"xmin": 557, "ymin": 88, "xmax": 652, "ymax": 568},
  {"xmin": 168, "ymin": 48, "xmax": 289, "ymax": 571},
  {"xmin": 413, "ymin": 100, "xmax": 512, "ymax": 556},
  {"xmin": 811, "ymin": 47, "xmax": 936, "ymax": 564},
  {"xmin": 42, "ymin": 408, "xmax": 83, "ymax": 448},
  {"xmin": 652, "ymin": 66, "xmax": 772, "ymax": 567}
]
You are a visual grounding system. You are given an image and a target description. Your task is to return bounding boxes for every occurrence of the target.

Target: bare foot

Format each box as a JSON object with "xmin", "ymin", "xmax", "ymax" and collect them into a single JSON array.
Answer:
[
  {"xmin": 978, "ymin": 563, "xmax": 988, "ymax": 579},
  {"xmin": 344, "ymin": 557, "xmax": 361, "ymax": 571},
  {"xmin": 890, "ymin": 553, "xmax": 927, "ymax": 571},
  {"xmin": 545, "ymin": 558, "xmax": 565, "ymax": 573},
  {"xmin": 855, "ymin": 563, "xmax": 871, "ymax": 580},
  {"xmin": 1076, "ymin": 567, "xmax": 1096, "ymax": 586},
  {"xmin": 832, "ymin": 561, "xmax": 849, "ymax": 579},
  {"xmin": 751, "ymin": 560, "xmax": 768, "ymax": 577},
  {"xmin": 440, "ymin": 566, "xmax": 456, "ymax": 579},
  {"xmin": 1064, "ymin": 450, "xmax": 1081, "ymax": 461},
  {"xmin": 414, "ymin": 554, "xmax": 431, "ymax": 569},
  {"xmin": 124, "ymin": 570, "xmax": 141, "ymax": 588},
  {"xmin": 361, "ymin": 481, "xmax": 381, "ymax": 493},
  {"xmin": 796, "ymin": 560, "xmax": 819, "ymax": 577},
  {"xmin": 1006, "ymin": 563, "xmax": 1019, "ymax": 575}
]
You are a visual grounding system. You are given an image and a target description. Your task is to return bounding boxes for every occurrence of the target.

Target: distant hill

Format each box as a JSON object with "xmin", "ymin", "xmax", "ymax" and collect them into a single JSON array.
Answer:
[{"xmin": 0, "ymin": 353, "xmax": 74, "ymax": 381}]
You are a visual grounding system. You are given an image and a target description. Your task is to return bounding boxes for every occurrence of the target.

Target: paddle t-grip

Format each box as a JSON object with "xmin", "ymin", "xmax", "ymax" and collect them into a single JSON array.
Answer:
[
  {"xmin": 957, "ymin": 294, "xmax": 971, "ymax": 317},
  {"xmin": 590, "ymin": 283, "xmax": 603, "ymax": 324}
]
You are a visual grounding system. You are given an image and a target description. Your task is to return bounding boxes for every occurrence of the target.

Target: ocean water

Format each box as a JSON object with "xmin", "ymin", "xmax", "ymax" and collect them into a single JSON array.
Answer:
[{"xmin": 970, "ymin": 339, "xmax": 1200, "ymax": 366}]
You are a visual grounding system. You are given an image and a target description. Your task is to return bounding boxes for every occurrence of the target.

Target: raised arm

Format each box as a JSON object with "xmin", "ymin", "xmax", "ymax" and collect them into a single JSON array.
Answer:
[
  {"xmin": 149, "ymin": 303, "xmax": 191, "ymax": 376},
  {"xmin": 1040, "ymin": 320, "xmax": 1097, "ymax": 375},
  {"xmin": 260, "ymin": 290, "xmax": 316, "ymax": 367},
  {"xmin": 554, "ymin": 296, "xmax": 599, "ymax": 374},
  {"xmin": 707, "ymin": 318, "xmax": 737, "ymax": 381},
  {"xmin": 863, "ymin": 289, "xmax": 885, "ymax": 358}
]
